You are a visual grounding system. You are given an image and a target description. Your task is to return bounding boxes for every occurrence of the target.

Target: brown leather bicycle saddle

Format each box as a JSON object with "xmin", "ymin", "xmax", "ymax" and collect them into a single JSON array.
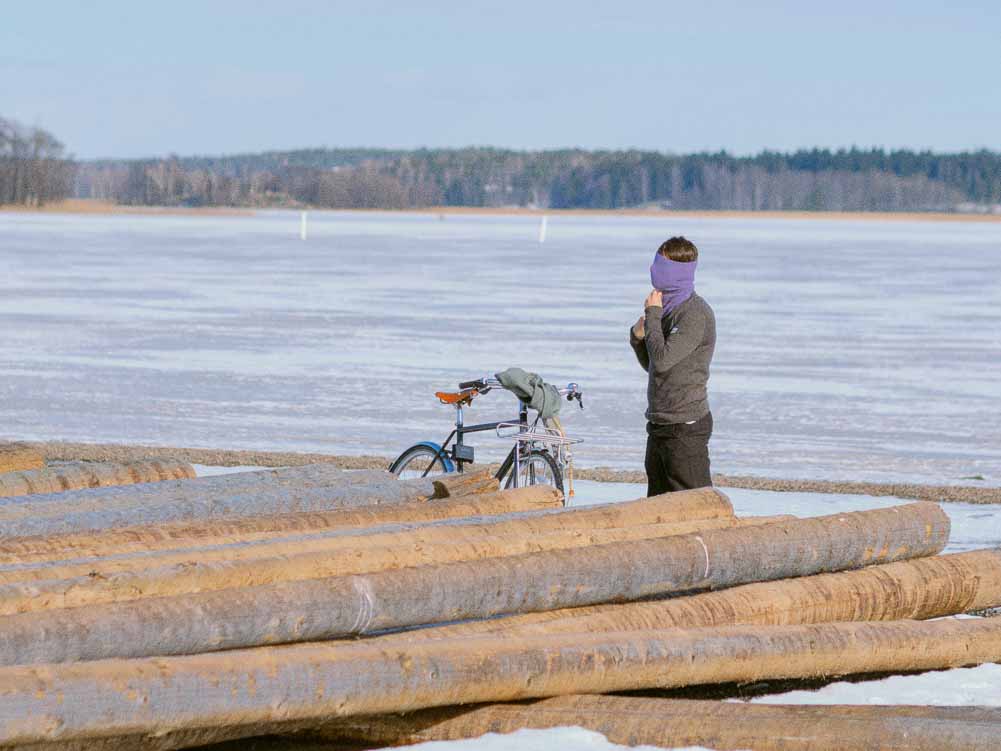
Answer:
[{"xmin": 435, "ymin": 389, "xmax": 478, "ymax": 406}]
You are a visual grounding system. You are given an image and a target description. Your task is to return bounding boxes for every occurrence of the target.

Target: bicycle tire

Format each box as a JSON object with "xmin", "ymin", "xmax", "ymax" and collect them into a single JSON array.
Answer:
[
  {"xmin": 498, "ymin": 448, "xmax": 564, "ymax": 498},
  {"xmin": 389, "ymin": 444, "xmax": 451, "ymax": 481}
]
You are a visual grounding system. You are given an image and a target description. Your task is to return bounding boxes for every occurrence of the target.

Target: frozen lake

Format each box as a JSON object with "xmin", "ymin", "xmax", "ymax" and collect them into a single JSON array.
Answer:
[{"xmin": 2, "ymin": 210, "xmax": 999, "ymax": 485}]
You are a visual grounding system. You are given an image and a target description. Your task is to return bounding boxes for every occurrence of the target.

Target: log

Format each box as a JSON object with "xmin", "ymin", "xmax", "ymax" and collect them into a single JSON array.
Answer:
[
  {"xmin": 0, "ymin": 503, "xmax": 947, "ymax": 665},
  {"xmin": 313, "ymin": 695, "xmax": 1001, "ymax": 751},
  {"xmin": 0, "ymin": 460, "xmax": 195, "ymax": 498},
  {"xmin": 380, "ymin": 549, "xmax": 1001, "ymax": 642},
  {"xmin": 431, "ymin": 469, "xmax": 501, "ymax": 498},
  {"xmin": 0, "ymin": 472, "xmax": 435, "ymax": 538},
  {"xmin": 0, "ymin": 464, "xmax": 391, "ymax": 516},
  {"xmin": 0, "ymin": 490, "xmax": 745, "ymax": 586},
  {"xmin": 26, "ymin": 440, "xmax": 373, "ymax": 469},
  {"xmin": 0, "ymin": 617, "xmax": 998, "ymax": 746},
  {"xmin": 20, "ymin": 700, "xmax": 1001, "ymax": 751},
  {"xmin": 0, "ymin": 485, "xmax": 565, "ymax": 565},
  {"xmin": 0, "ymin": 442, "xmax": 44, "ymax": 473},
  {"xmin": 0, "ymin": 518, "xmax": 791, "ymax": 614}
]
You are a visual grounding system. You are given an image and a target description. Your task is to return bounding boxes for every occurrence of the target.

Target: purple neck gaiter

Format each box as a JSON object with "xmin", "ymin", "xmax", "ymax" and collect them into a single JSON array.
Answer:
[{"xmin": 650, "ymin": 253, "xmax": 696, "ymax": 313}]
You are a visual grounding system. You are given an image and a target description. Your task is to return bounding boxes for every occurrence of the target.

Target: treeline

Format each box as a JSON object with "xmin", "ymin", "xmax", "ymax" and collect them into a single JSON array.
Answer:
[
  {"xmin": 0, "ymin": 118, "xmax": 75, "ymax": 206},
  {"xmin": 75, "ymin": 147, "xmax": 1001, "ymax": 212},
  {"xmin": 4, "ymin": 113, "xmax": 998, "ymax": 212}
]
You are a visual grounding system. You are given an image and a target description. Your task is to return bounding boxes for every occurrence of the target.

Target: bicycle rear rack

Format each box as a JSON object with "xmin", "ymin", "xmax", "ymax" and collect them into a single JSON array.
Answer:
[
  {"xmin": 495, "ymin": 423, "xmax": 582, "ymax": 493},
  {"xmin": 495, "ymin": 423, "xmax": 582, "ymax": 448}
]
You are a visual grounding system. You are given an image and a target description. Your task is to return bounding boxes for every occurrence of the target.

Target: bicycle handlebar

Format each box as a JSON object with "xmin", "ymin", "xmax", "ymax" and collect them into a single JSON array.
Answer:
[
  {"xmin": 458, "ymin": 376, "xmax": 583, "ymax": 408},
  {"xmin": 458, "ymin": 377, "xmax": 493, "ymax": 390}
]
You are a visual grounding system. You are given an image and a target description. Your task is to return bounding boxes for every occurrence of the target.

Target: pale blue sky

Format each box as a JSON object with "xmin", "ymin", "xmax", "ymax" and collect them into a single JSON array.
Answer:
[{"xmin": 3, "ymin": 1, "xmax": 999, "ymax": 159}]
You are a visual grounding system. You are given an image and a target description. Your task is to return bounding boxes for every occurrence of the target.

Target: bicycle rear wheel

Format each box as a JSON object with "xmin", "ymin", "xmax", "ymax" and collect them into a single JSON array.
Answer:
[
  {"xmin": 389, "ymin": 444, "xmax": 451, "ymax": 481},
  {"xmin": 499, "ymin": 448, "xmax": 564, "ymax": 497}
]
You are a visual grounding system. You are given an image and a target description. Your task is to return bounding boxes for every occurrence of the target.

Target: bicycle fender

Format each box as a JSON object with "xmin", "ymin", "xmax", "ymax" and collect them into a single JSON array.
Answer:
[{"xmin": 414, "ymin": 441, "xmax": 456, "ymax": 473}]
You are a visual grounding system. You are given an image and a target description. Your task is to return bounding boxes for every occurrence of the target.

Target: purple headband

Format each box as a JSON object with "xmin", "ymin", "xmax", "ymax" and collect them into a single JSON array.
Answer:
[{"xmin": 650, "ymin": 253, "xmax": 696, "ymax": 313}]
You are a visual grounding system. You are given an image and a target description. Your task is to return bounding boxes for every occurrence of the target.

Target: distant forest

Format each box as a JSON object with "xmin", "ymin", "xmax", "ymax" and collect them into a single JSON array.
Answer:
[
  {"xmin": 5, "ymin": 116, "xmax": 1001, "ymax": 212},
  {"xmin": 76, "ymin": 147, "xmax": 1001, "ymax": 212}
]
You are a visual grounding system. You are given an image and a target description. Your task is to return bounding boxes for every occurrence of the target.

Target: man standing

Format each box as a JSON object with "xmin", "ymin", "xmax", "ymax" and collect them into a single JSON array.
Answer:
[{"xmin": 629, "ymin": 236, "xmax": 716, "ymax": 495}]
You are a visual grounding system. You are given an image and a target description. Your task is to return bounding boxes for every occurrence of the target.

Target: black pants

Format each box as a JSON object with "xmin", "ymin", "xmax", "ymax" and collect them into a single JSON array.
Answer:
[{"xmin": 645, "ymin": 412, "xmax": 713, "ymax": 496}]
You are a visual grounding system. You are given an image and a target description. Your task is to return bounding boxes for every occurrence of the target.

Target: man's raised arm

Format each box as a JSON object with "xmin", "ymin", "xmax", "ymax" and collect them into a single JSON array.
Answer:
[
  {"xmin": 644, "ymin": 304, "xmax": 704, "ymax": 375},
  {"xmin": 629, "ymin": 316, "xmax": 650, "ymax": 372}
]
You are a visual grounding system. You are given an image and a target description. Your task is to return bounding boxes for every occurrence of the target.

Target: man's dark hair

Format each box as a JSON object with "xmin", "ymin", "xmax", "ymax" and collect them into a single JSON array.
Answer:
[{"xmin": 658, "ymin": 236, "xmax": 698, "ymax": 262}]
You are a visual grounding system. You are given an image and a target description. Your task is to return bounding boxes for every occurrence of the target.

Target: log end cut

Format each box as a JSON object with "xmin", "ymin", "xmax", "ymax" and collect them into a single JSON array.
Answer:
[{"xmin": 432, "ymin": 469, "xmax": 503, "ymax": 499}]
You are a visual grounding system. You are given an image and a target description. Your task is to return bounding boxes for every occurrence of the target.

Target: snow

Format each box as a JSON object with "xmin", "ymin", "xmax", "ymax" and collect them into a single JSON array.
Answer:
[
  {"xmin": 190, "ymin": 464, "xmax": 271, "ymax": 477},
  {"xmin": 749, "ymin": 663, "xmax": 1001, "ymax": 707},
  {"xmin": 383, "ymin": 727, "xmax": 711, "ymax": 751}
]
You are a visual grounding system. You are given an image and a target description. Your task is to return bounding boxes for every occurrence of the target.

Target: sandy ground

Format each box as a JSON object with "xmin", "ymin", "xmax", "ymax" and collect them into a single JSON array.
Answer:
[
  {"xmin": 3, "ymin": 199, "xmax": 1001, "ymax": 223},
  {"xmin": 0, "ymin": 199, "xmax": 251, "ymax": 216},
  {"xmin": 28, "ymin": 441, "xmax": 1001, "ymax": 504}
]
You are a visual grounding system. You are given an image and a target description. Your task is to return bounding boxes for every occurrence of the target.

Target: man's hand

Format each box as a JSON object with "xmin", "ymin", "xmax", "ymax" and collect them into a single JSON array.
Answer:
[
  {"xmin": 645, "ymin": 289, "xmax": 663, "ymax": 309},
  {"xmin": 632, "ymin": 315, "xmax": 645, "ymax": 338}
]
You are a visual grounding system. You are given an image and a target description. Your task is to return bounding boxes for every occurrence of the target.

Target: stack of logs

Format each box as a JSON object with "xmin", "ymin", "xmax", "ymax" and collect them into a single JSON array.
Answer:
[{"xmin": 0, "ymin": 441, "xmax": 998, "ymax": 750}]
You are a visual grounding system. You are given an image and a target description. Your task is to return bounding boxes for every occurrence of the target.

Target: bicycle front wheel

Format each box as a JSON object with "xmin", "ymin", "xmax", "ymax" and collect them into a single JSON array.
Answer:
[
  {"xmin": 500, "ymin": 449, "xmax": 564, "ymax": 497},
  {"xmin": 389, "ymin": 444, "xmax": 451, "ymax": 481}
]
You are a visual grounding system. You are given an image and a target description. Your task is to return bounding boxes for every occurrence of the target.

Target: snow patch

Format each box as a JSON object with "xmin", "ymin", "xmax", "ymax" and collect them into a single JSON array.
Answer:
[
  {"xmin": 375, "ymin": 726, "xmax": 712, "ymax": 751},
  {"xmin": 749, "ymin": 663, "xmax": 1001, "ymax": 706}
]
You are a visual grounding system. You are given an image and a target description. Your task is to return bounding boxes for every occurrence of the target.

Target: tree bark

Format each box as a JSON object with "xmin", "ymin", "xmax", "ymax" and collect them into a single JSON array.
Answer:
[
  {"xmin": 431, "ymin": 469, "xmax": 500, "ymax": 499},
  {"xmin": 0, "ymin": 442, "xmax": 44, "ymax": 474},
  {"xmin": 0, "ymin": 617, "xmax": 997, "ymax": 745},
  {"xmin": 0, "ymin": 470, "xmax": 435, "ymax": 538},
  {"xmin": 18, "ymin": 698, "xmax": 1001, "ymax": 751},
  {"xmin": 311, "ymin": 695, "xmax": 1001, "ymax": 751},
  {"xmin": 0, "ymin": 465, "xmax": 391, "ymax": 517},
  {"xmin": 377, "ymin": 549, "xmax": 1001, "ymax": 643},
  {"xmin": 0, "ymin": 487, "xmax": 734, "ymax": 584},
  {"xmin": 0, "ymin": 517, "xmax": 790, "ymax": 614},
  {"xmin": 0, "ymin": 460, "xmax": 195, "ymax": 498},
  {"xmin": 0, "ymin": 503, "xmax": 947, "ymax": 665},
  {"xmin": 22, "ymin": 440, "xmax": 377, "ymax": 469},
  {"xmin": 0, "ymin": 485, "xmax": 565, "ymax": 565}
]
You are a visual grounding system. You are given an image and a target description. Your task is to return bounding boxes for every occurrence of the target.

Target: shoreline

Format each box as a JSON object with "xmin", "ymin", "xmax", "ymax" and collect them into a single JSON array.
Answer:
[
  {"xmin": 0, "ymin": 199, "xmax": 252, "ymax": 217},
  {"xmin": 28, "ymin": 441, "xmax": 1001, "ymax": 505},
  {"xmin": 3, "ymin": 199, "xmax": 1001, "ymax": 224}
]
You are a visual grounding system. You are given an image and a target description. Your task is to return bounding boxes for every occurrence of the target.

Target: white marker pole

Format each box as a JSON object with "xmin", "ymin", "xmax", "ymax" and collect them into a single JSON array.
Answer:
[
  {"xmin": 300, "ymin": 211, "xmax": 308, "ymax": 241},
  {"xmin": 538, "ymin": 214, "xmax": 548, "ymax": 244}
]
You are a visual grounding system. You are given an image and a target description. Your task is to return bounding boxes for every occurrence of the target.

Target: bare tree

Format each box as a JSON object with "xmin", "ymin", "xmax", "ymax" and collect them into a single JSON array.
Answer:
[{"xmin": 0, "ymin": 117, "xmax": 75, "ymax": 206}]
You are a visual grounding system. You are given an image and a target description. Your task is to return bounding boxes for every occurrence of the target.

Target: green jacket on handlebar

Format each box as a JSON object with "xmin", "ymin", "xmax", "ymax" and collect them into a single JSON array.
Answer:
[{"xmin": 495, "ymin": 367, "xmax": 562, "ymax": 421}]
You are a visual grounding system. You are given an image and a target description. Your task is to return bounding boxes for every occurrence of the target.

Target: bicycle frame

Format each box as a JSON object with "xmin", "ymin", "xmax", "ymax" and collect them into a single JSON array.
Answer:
[{"xmin": 419, "ymin": 399, "xmax": 536, "ymax": 482}]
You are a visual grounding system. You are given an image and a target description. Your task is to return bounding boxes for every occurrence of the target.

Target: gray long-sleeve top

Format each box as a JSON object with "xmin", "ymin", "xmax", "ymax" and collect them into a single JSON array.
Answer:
[{"xmin": 629, "ymin": 292, "xmax": 716, "ymax": 425}]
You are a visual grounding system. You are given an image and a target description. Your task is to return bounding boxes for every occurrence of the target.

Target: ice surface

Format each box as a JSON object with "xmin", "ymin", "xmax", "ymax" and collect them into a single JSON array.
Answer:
[{"xmin": 2, "ymin": 210, "xmax": 999, "ymax": 481}]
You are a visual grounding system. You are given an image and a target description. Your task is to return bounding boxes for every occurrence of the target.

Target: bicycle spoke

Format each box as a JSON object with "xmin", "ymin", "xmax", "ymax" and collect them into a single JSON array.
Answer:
[{"xmin": 395, "ymin": 449, "xmax": 447, "ymax": 481}]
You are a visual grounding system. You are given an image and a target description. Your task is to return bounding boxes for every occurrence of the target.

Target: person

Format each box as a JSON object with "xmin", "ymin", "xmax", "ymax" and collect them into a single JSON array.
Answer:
[{"xmin": 629, "ymin": 236, "xmax": 716, "ymax": 495}]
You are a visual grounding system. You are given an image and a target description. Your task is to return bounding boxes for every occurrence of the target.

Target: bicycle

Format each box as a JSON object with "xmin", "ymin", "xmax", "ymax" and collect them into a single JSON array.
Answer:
[{"xmin": 389, "ymin": 375, "xmax": 583, "ymax": 501}]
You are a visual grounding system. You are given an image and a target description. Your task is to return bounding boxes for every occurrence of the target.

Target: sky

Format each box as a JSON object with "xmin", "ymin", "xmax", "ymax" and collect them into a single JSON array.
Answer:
[{"xmin": 2, "ymin": 1, "xmax": 1000, "ymax": 160}]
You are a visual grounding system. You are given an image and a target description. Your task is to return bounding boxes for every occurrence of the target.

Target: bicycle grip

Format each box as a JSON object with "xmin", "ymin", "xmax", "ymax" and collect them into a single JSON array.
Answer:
[{"xmin": 458, "ymin": 379, "xmax": 485, "ymax": 390}]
